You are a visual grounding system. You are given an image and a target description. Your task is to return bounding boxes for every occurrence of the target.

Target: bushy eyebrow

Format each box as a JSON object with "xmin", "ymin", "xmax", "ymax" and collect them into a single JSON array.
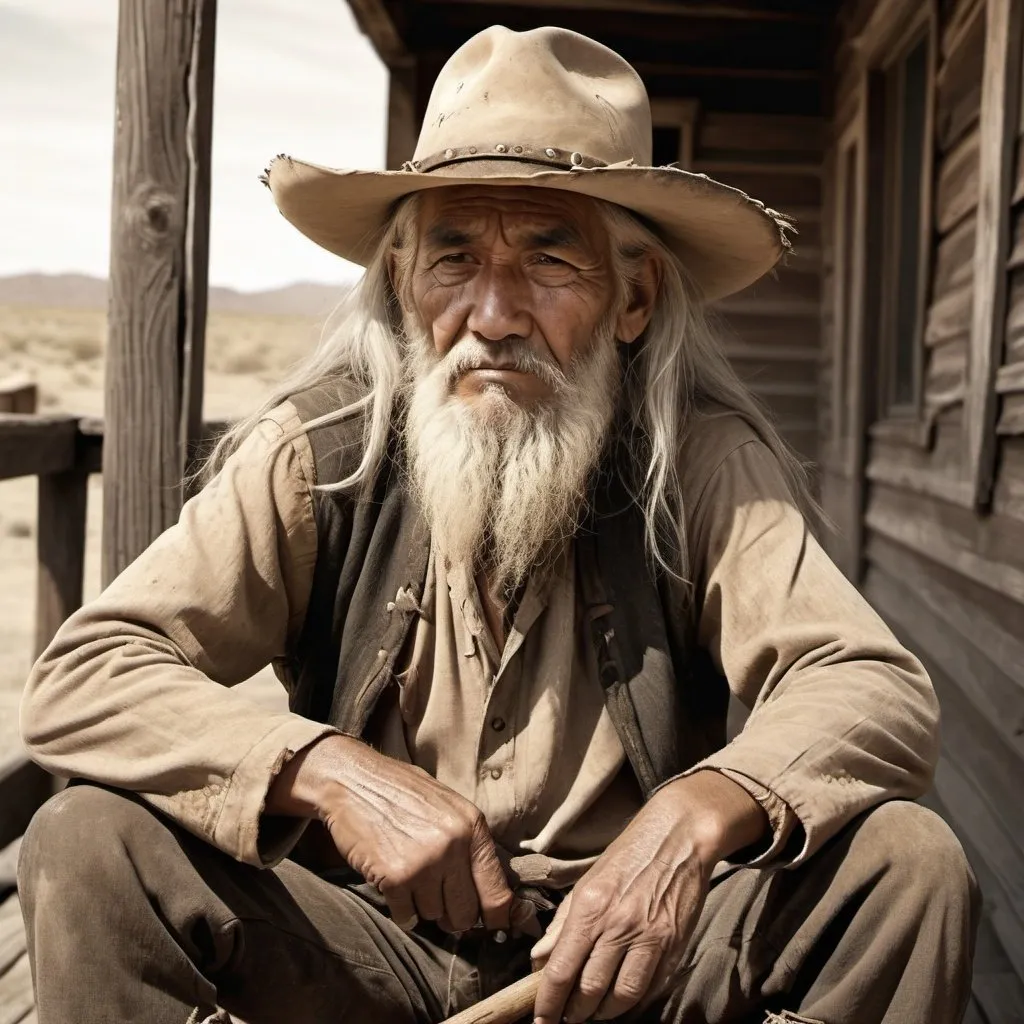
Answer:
[
  {"xmin": 424, "ymin": 223, "xmax": 473, "ymax": 248},
  {"xmin": 525, "ymin": 224, "xmax": 584, "ymax": 250}
]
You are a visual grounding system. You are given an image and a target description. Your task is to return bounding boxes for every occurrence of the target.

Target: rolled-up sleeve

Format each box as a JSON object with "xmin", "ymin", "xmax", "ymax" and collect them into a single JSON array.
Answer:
[
  {"xmin": 20, "ymin": 402, "xmax": 337, "ymax": 867},
  {"xmin": 682, "ymin": 432, "xmax": 939, "ymax": 867}
]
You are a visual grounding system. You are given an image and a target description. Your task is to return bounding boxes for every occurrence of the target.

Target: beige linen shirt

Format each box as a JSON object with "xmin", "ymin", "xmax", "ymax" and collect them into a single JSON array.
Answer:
[
  {"xmin": 374, "ymin": 544, "xmax": 647, "ymax": 884},
  {"xmin": 20, "ymin": 400, "xmax": 939, "ymax": 872}
]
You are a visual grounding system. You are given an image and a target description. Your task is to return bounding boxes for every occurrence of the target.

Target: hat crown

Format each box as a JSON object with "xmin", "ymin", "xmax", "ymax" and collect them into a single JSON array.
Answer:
[{"xmin": 414, "ymin": 26, "xmax": 653, "ymax": 169}]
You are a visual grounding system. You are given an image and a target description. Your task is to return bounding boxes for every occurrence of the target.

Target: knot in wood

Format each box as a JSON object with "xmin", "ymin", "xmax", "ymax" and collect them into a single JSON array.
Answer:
[{"xmin": 126, "ymin": 183, "xmax": 179, "ymax": 249}]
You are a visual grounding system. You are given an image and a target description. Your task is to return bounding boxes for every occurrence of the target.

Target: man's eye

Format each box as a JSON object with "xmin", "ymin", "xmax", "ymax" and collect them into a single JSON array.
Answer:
[
  {"xmin": 439, "ymin": 253, "xmax": 471, "ymax": 265},
  {"xmin": 534, "ymin": 254, "xmax": 566, "ymax": 266}
]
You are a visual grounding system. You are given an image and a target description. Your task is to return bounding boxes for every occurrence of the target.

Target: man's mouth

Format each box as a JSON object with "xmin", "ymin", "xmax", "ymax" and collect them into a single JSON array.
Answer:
[{"xmin": 461, "ymin": 366, "xmax": 534, "ymax": 383}]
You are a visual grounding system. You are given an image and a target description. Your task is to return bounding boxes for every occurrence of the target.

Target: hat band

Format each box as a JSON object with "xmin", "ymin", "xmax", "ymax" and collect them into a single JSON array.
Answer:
[{"xmin": 403, "ymin": 144, "xmax": 614, "ymax": 174}]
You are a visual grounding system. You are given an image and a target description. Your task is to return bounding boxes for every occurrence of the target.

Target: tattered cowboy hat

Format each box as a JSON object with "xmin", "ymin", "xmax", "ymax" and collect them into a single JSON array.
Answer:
[{"xmin": 264, "ymin": 25, "xmax": 791, "ymax": 301}]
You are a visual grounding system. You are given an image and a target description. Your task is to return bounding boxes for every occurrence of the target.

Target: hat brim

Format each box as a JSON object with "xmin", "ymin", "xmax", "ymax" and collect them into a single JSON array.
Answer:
[{"xmin": 265, "ymin": 156, "xmax": 792, "ymax": 302}]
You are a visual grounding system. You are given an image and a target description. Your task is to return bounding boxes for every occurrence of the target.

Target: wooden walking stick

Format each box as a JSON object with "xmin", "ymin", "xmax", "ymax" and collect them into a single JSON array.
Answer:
[{"xmin": 440, "ymin": 971, "xmax": 542, "ymax": 1024}]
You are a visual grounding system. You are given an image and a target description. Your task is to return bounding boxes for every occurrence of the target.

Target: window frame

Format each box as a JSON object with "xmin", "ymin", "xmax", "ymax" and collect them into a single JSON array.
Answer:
[
  {"xmin": 648, "ymin": 98, "xmax": 699, "ymax": 169},
  {"xmin": 964, "ymin": 0, "xmax": 1024, "ymax": 508},
  {"xmin": 852, "ymin": 0, "xmax": 1024, "ymax": 509},
  {"xmin": 830, "ymin": 118, "xmax": 868, "ymax": 478},
  {"xmin": 872, "ymin": 15, "xmax": 938, "ymax": 426}
]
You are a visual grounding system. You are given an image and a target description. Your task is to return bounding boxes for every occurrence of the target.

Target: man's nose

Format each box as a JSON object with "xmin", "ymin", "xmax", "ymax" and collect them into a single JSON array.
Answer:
[{"xmin": 464, "ymin": 263, "xmax": 532, "ymax": 342}]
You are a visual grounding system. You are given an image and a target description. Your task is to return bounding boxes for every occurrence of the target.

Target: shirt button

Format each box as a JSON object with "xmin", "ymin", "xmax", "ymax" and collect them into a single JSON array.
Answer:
[
  {"xmin": 489, "ymin": 767, "xmax": 503, "ymax": 781},
  {"xmin": 490, "ymin": 716, "xmax": 506, "ymax": 732}
]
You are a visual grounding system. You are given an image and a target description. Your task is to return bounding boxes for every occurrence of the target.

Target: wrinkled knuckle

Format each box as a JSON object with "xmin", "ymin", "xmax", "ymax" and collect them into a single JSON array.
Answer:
[
  {"xmin": 614, "ymin": 973, "xmax": 648, "ymax": 1001},
  {"xmin": 577, "ymin": 977, "xmax": 606, "ymax": 999},
  {"xmin": 573, "ymin": 883, "xmax": 611, "ymax": 915},
  {"xmin": 435, "ymin": 811, "xmax": 462, "ymax": 837},
  {"xmin": 543, "ymin": 959, "xmax": 576, "ymax": 986},
  {"xmin": 447, "ymin": 816, "xmax": 477, "ymax": 848}
]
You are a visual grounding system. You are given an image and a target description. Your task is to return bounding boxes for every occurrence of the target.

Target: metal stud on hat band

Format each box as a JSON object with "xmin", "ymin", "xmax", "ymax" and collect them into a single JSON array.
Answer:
[{"xmin": 402, "ymin": 144, "xmax": 610, "ymax": 174}]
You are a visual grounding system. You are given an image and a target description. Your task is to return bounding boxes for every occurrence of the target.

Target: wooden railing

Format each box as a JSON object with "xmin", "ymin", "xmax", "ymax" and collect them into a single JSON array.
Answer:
[
  {"xmin": 0, "ymin": 385, "xmax": 226, "ymax": 854},
  {"xmin": 1, "ymin": 413, "xmax": 94, "ymax": 654},
  {"xmin": 0, "ymin": 385, "xmax": 86, "ymax": 852}
]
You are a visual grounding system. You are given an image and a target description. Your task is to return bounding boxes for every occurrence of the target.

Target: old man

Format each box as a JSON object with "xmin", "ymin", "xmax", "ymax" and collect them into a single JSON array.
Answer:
[{"xmin": 19, "ymin": 24, "xmax": 976, "ymax": 1024}]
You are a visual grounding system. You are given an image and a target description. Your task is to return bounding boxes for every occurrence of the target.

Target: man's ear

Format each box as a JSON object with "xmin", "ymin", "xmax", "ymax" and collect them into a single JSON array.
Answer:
[{"xmin": 615, "ymin": 253, "xmax": 662, "ymax": 344}]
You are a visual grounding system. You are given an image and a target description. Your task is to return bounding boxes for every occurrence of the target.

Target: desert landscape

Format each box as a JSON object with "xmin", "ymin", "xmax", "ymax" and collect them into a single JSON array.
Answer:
[{"xmin": 0, "ymin": 274, "xmax": 348, "ymax": 726}]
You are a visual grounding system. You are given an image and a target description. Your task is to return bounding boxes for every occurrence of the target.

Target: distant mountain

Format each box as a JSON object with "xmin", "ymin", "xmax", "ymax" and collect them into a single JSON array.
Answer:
[
  {"xmin": 0, "ymin": 273, "xmax": 350, "ymax": 318},
  {"xmin": 0, "ymin": 273, "xmax": 106, "ymax": 309},
  {"xmin": 208, "ymin": 281, "xmax": 350, "ymax": 318}
]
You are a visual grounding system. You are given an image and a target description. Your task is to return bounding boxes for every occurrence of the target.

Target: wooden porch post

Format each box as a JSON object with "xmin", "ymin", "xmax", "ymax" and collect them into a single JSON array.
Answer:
[
  {"xmin": 386, "ymin": 60, "xmax": 421, "ymax": 169},
  {"xmin": 102, "ymin": 0, "xmax": 217, "ymax": 585}
]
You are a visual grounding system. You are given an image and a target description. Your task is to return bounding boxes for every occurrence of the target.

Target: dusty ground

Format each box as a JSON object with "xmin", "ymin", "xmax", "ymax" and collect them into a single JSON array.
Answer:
[{"xmin": 0, "ymin": 304, "xmax": 325, "ymax": 737}]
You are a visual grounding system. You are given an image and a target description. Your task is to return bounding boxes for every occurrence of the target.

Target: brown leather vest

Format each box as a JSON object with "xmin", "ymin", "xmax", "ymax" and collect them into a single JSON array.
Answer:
[{"xmin": 284, "ymin": 384, "xmax": 729, "ymax": 798}]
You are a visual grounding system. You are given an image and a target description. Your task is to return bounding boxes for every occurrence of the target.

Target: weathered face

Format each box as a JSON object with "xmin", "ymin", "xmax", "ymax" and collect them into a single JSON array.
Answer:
[
  {"xmin": 408, "ymin": 185, "xmax": 618, "ymax": 411},
  {"xmin": 399, "ymin": 185, "xmax": 659, "ymax": 587}
]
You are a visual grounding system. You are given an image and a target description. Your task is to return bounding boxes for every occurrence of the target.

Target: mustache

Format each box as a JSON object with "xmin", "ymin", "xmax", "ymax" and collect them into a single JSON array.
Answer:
[{"xmin": 440, "ymin": 338, "xmax": 568, "ymax": 392}]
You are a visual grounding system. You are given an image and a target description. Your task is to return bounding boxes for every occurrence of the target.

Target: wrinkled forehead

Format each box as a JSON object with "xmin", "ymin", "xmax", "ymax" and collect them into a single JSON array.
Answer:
[{"xmin": 415, "ymin": 185, "xmax": 608, "ymax": 252}]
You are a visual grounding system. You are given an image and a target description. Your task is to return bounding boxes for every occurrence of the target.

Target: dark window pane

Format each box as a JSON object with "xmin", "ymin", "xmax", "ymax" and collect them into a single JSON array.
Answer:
[
  {"xmin": 652, "ymin": 125, "xmax": 682, "ymax": 166},
  {"xmin": 838, "ymin": 144, "xmax": 859, "ymax": 438},
  {"xmin": 893, "ymin": 37, "xmax": 929, "ymax": 407}
]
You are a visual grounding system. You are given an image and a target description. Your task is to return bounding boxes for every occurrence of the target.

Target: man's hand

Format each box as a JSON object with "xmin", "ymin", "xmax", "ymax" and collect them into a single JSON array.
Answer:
[
  {"xmin": 531, "ymin": 770, "xmax": 767, "ymax": 1023},
  {"xmin": 266, "ymin": 734, "xmax": 516, "ymax": 933}
]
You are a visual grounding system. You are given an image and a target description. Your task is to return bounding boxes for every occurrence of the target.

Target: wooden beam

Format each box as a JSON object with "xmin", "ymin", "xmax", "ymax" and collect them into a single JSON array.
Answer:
[
  {"xmin": 852, "ymin": 0, "xmax": 930, "ymax": 62},
  {"xmin": 0, "ymin": 376, "xmax": 37, "ymax": 415},
  {"xmin": 0, "ymin": 415, "xmax": 78, "ymax": 481},
  {"xmin": 345, "ymin": 0, "xmax": 408, "ymax": 64},
  {"xmin": 422, "ymin": 0, "xmax": 825, "ymax": 23},
  {"xmin": 35, "ymin": 469, "xmax": 88, "ymax": 658},
  {"xmin": 181, "ymin": 0, "xmax": 217, "ymax": 481},
  {"xmin": 103, "ymin": 0, "xmax": 216, "ymax": 585},
  {"xmin": 0, "ymin": 837, "xmax": 21, "ymax": 895},
  {"xmin": 964, "ymin": 0, "xmax": 1024, "ymax": 508},
  {"xmin": 386, "ymin": 60, "xmax": 420, "ymax": 169},
  {"xmin": 699, "ymin": 112, "xmax": 826, "ymax": 153},
  {"xmin": 409, "ymin": 5, "xmax": 825, "ymax": 58},
  {"xmin": 0, "ymin": 754, "xmax": 50, "ymax": 851},
  {"xmin": 636, "ymin": 63, "xmax": 819, "ymax": 81}
]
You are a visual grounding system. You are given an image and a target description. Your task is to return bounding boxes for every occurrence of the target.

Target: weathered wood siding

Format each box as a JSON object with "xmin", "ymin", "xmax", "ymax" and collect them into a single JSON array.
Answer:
[
  {"xmin": 824, "ymin": 0, "xmax": 1024, "ymax": 1015},
  {"xmin": 995, "ymin": 29, "xmax": 1024, "ymax": 514},
  {"xmin": 702, "ymin": 115, "xmax": 825, "ymax": 469}
]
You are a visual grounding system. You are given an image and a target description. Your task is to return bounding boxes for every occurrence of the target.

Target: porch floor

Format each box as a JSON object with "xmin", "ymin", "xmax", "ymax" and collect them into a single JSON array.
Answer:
[{"xmin": 0, "ymin": 888, "xmax": 33, "ymax": 1024}]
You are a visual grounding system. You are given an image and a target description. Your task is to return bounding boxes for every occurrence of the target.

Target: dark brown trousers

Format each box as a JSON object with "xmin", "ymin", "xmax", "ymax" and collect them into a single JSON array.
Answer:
[{"xmin": 18, "ymin": 784, "xmax": 978, "ymax": 1024}]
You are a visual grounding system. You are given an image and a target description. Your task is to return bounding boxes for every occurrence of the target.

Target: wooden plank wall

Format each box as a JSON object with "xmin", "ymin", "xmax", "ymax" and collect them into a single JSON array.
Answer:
[
  {"xmin": 699, "ymin": 115, "xmax": 825, "ymax": 470},
  {"xmin": 994, "ymin": 41, "xmax": 1024, "ymax": 514},
  {"xmin": 824, "ymin": 0, "xmax": 1024, "ymax": 1017}
]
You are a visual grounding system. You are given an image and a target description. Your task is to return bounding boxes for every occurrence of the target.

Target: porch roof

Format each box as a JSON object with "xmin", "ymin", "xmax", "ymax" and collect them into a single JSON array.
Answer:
[{"xmin": 345, "ymin": 0, "xmax": 841, "ymax": 115}]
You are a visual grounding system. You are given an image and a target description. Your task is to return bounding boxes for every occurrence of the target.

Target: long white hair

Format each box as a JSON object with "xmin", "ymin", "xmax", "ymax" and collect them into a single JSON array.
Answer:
[{"xmin": 202, "ymin": 192, "xmax": 815, "ymax": 585}]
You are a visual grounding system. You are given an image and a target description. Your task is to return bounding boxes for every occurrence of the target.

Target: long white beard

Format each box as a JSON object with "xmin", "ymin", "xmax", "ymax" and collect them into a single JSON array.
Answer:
[{"xmin": 402, "ymin": 324, "xmax": 621, "ymax": 593}]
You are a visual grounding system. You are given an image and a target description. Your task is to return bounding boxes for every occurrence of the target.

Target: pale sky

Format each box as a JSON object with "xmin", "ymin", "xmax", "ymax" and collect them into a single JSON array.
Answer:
[{"xmin": 0, "ymin": 0, "xmax": 388, "ymax": 290}]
